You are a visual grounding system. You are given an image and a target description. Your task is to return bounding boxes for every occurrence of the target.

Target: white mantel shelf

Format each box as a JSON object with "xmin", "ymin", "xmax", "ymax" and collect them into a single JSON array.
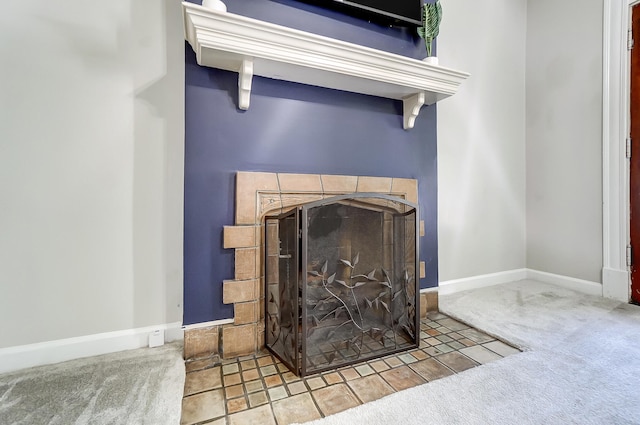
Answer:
[{"xmin": 182, "ymin": 2, "xmax": 469, "ymax": 130}]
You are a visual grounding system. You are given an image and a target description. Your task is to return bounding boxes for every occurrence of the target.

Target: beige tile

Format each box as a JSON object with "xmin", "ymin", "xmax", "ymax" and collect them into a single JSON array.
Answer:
[
  {"xmin": 419, "ymin": 219, "xmax": 425, "ymax": 237},
  {"xmin": 248, "ymin": 391, "xmax": 269, "ymax": 408},
  {"xmin": 436, "ymin": 352, "xmax": 479, "ymax": 373},
  {"xmin": 323, "ymin": 372, "xmax": 344, "ymax": 385},
  {"xmin": 279, "ymin": 194, "xmax": 324, "ymax": 210},
  {"xmin": 420, "ymin": 261, "xmax": 426, "ymax": 279},
  {"xmin": 379, "ymin": 365, "xmax": 426, "ymax": 391},
  {"xmin": 282, "ymin": 371, "xmax": 300, "ymax": 383},
  {"xmin": 234, "ymin": 248, "xmax": 258, "ymax": 281},
  {"xmin": 234, "ymin": 301, "xmax": 257, "ymax": 325},
  {"xmin": 369, "ymin": 360, "xmax": 390, "ymax": 373},
  {"xmin": 268, "ymin": 386, "xmax": 288, "ymax": 401},
  {"xmin": 184, "ymin": 367, "xmax": 222, "ymax": 396},
  {"xmin": 354, "ymin": 364, "xmax": 375, "ymax": 377},
  {"xmin": 420, "ymin": 293, "xmax": 428, "ymax": 319},
  {"xmin": 409, "ymin": 358, "xmax": 454, "ymax": 381},
  {"xmin": 257, "ymin": 355, "xmax": 274, "ymax": 366},
  {"xmin": 277, "ymin": 173, "xmax": 322, "ymax": 192},
  {"xmin": 272, "ymin": 393, "xmax": 322, "ymax": 425},
  {"xmin": 436, "ymin": 318, "xmax": 469, "ymax": 332},
  {"xmin": 222, "ymin": 363, "xmax": 239, "ymax": 375},
  {"xmin": 236, "ymin": 172, "xmax": 279, "ymax": 225},
  {"xmin": 224, "ymin": 374, "xmax": 242, "ymax": 387},
  {"xmin": 287, "ymin": 380, "xmax": 308, "ymax": 395},
  {"xmin": 321, "ymin": 174, "xmax": 358, "ymax": 193},
  {"xmin": 223, "ymin": 279, "xmax": 257, "ymax": 304},
  {"xmin": 460, "ymin": 345, "xmax": 503, "ymax": 364},
  {"xmin": 223, "ymin": 225, "xmax": 258, "ymax": 249},
  {"xmin": 185, "ymin": 357, "xmax": 219, "ymax": 373},
  {"xmin": 225, "ymin": 384, "xmax": 245, "ymax": 399},
  {"xmin": 347, "ymin": 375, "xmax": 395, "ymax": 403},
  {"xmin": 260, "ymin": 364, "xmax": 278, "ymax": 376},
  {"xmin": 204, "ymin": 419, "xmax": 226, "ymax": 425},
  {"xmin": 264, "ymin": 374, "xmax": 283, "ymax": 388},
  {"xmin": 357, "ymin": 176, "xmax": 392, "ymax": 193},
  {"xmin": 256, "ymin": 320, "xmax": 266, "ymax": 350},
  {"xmin": 259, "ymin": 193, "xmax": 284, "ymax": 217},
  {"xmin": 391, "ymin": 178, "xmax": 418, "ymax": 203},
  {"xmin": 306, "ymin": 376, "xmax": 326, "ymax": 390},
  {"xmin": 459, "ymin": 338, "xmax": 477, "ymax": 347},
  {"xmin": 244, "ymin": 380, "xmax": 264, "ymax": 394},
  {"xmin": 339, "ymin": 368, "xmax": 360, "ymax": 381},
  {"xmin": 228, "ymin": 404, "xmax": 276, "ymax": 425},
  {"xmin": 425, "ymin": 291, "xmax": 439, "ymax": 312},
  {"xmin": 482, "ymin": 340, "xmax": 521, "ymax": 357},
  {"xmin": 226, "ymin": 397, "xmax": 248, "ymax": 414},
  {"xmin": 411, "ymin": 349, "xmax": 430, "ymax": 360},
  {"xmin": 398, "ymin": 353, "xmax": 418, "ymax": 364},
  {"xmin": 184, "ymin": 327, "xmax": 219, "ymax": 360},
  {"xmin": 180, "ymin": 390, "xmax": 225, "ymax": 425},
  {"xmin": 312, "ymin": 384, "xmax": 361, "ymax": 416},
  {"xmin": 458, "ymin": 329, "xmax": 494, "ymax": 344},
  {"xmin": 242, "ymin": 368, "xmax": 260, "ymax": 382},
  {"xmin": 384, "ymin": 356, "xmax": 404, "ymax": 368},
  {"xmin": 240, "ymin": 359, "xmax": 257, "ymax": 371},
  {"xmin": 222, "ymin": 324, "xmax": 257, "ymax": 358}
]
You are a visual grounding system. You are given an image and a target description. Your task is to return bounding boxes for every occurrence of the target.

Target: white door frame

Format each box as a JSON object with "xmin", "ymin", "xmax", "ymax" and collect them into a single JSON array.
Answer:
[{"xmin": 602, "ymin": 0, "xmax": 639, "ymax": 301}]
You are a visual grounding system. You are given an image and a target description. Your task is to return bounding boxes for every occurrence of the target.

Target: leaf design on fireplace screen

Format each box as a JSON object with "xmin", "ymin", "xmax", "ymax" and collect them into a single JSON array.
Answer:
[{"xmin": 265, "ymin": 194, "xmax": 419, "ymax": 376}]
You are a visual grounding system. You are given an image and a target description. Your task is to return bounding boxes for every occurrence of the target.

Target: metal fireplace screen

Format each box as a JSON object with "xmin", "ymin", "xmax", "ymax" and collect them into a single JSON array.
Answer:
[{"xmin": 265, "ymin": 193, "xmax": 419, "ymax": 376}]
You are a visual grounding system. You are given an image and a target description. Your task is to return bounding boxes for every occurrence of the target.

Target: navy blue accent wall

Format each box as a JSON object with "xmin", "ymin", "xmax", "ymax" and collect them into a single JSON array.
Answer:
[{"xmin": 184, "ymin": 0, "xmax": 438, "ymax": 324}]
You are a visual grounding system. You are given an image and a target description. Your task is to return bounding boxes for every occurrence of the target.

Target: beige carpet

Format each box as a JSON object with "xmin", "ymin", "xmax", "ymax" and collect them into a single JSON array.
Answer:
[
  {"xmin": 294, "ymin": 280, "xmax": 640, "ymax": 424},
  {"xmin": 0, "ymin": 342, "xmax": 185, "ymax": 425}
]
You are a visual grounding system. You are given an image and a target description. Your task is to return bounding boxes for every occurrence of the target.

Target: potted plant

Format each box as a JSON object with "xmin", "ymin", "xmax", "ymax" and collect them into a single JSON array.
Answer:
[{"xmin": 417, "ymin": 0, "xmax": 442, "ymax": 65}]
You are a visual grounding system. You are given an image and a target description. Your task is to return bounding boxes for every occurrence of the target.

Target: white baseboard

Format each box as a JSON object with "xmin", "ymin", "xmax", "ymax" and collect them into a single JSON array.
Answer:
[
  {"xmin": 438, "ymin": 269, "xmax": 528, "ymax": 295},
  {"xmin": 437, "ymin": 268, "xmax": 606, "ymax": 298},
  {"xmin": 0, "ymin": 322, "xmax": 183, "ymax": 375},
  {"xmin": 526, "ymin": 269, "xmax": 603, "ymax": 297},
  {"xmin": 602, "ymin": 267, "xmax": 630, "ymax": 302}
]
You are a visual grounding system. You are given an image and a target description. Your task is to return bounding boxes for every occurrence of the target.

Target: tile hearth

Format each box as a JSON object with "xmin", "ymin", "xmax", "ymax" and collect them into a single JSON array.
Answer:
[{"xmin": 180, "ymin": 313, "xmax": 521, "ymax": 425}]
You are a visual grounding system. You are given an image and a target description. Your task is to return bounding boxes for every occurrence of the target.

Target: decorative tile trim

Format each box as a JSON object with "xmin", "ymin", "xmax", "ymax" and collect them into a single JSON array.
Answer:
[
  {"xmin": 224, "ymin": 225, "xmax": 259, "ymax": 249},
  {"xmin": 221, "ymin": 172, "xmax": 420, "ymax": 359},
  {"xmin": 223, "ymin": 279, "xmax": 259, "ymax": 304}
]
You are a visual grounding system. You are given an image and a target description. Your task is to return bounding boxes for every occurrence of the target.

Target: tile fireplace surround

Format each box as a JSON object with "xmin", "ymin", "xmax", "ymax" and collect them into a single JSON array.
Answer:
[{"xmin": 184, "ymin": 172, "xmax": 438, "ymax": 362}]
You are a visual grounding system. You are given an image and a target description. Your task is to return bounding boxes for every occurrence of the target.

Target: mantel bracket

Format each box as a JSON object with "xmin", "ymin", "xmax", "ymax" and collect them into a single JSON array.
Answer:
[
  {"xmin": 403, "ymin": 93, "xmax": 426, "ymax": 130},
  {"xmin": 238, "ymin": 59, "xmax": 254, "ymax": 110}
]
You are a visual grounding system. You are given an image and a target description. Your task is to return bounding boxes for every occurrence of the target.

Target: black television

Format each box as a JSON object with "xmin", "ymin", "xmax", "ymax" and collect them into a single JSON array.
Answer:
[{"xmin": 296, "ymin": 0, "xmax": 422, "ymax": 27}]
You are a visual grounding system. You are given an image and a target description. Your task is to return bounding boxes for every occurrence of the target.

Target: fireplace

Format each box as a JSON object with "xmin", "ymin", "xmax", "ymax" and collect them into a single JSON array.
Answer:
[
  {"xmin": 181, "ymin": 172, "xmax": 432, "ymax": 365},
  {"xmin": 265, "ymin": 193, "xmax": 419, "ymax": 376}
]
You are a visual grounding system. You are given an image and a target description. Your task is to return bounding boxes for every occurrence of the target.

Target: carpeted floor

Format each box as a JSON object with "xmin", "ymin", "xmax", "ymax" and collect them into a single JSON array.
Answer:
[
  {"xmin": 293, "ymin": 280, "xmax": 640, "ymax": 425},
  {"xmin": 0, "ymin": 342, "xmax": 185, "ymax": 425}
]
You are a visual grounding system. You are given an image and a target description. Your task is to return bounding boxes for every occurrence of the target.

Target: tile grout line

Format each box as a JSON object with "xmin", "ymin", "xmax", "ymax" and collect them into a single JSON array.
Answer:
[{"xmin": 181, "ymin": 314, "xmax": 519, "ymax": 425}]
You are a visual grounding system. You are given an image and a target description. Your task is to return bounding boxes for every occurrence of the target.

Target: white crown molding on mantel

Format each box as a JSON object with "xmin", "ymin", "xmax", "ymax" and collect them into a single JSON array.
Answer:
[{"xmin": 182, "ymin": 2, "xmax": 470, "ymax": 130}]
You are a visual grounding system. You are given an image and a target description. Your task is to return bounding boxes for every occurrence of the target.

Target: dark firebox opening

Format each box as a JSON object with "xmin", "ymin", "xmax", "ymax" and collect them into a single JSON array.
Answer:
[{"xmin": 265, "ymin": 194, "xmax": 419, "ymax": 376}]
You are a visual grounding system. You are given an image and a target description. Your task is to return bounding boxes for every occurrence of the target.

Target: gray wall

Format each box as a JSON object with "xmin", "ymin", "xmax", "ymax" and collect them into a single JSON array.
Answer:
[
  {"xmin": 437, "ymin": 0, "xmax": 528, "ymax": 281},
  {"xmin": 526, "ymin": 0, "xmax": 603, "ymax": 283},
  {"xmin": 0, "ymin": 0, "xmax": 184, "ymax": 348},
  {"xmin": 0, "ymin": 0, "xmax": 607, "ymax": 350}
]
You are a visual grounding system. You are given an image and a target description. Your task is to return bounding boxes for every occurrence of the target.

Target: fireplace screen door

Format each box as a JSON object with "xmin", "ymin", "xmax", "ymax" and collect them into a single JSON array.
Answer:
[{"xmin": 265, "ymin": 194, "xmax": 419, "ymax": 376}]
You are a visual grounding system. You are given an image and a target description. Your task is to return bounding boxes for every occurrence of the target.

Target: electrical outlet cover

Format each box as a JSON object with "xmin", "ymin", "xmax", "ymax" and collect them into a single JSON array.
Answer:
[{"xmin": 148, "ymin": 329, "xmax": 165, "ymax": 348}]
